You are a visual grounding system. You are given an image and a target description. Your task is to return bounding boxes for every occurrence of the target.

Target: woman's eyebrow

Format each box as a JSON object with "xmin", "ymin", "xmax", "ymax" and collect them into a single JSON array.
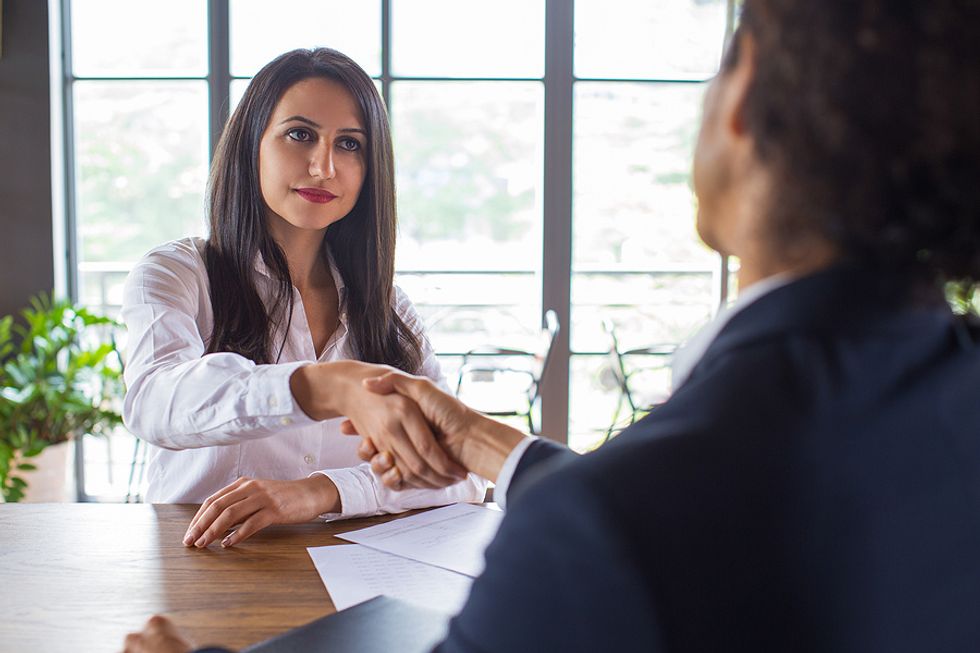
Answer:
[
  {"xmin": 278, "ymin": 116, "xmax": 365, "ymax": 135},
  {"xmin": 278, "ymin": 115, "xmax": 321, "ymax": 128}
]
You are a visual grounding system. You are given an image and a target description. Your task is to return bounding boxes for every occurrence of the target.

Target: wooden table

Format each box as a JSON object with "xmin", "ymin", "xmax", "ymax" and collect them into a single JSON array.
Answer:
[{"xmin": 0, "ymin": 503, "xmax": 414, "ymax": 652}]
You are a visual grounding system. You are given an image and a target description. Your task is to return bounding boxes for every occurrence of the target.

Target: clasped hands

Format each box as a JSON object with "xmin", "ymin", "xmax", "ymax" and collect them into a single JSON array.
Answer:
[
  {"xmin": 342, "ymin": 370, "xmax": 525, "ymax": 490},
  {"xmin": 181, "ymin": 363, "xmax": 524, "ymax": 550}
]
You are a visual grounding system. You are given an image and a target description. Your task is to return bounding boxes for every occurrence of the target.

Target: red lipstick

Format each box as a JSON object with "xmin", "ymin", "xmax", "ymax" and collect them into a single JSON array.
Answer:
[{"xmin": 295, "ymin": 188, "xmax": 337, "ymax": 204}]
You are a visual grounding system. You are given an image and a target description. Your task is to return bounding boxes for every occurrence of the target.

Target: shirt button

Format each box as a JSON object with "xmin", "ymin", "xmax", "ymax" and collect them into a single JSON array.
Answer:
[
  {"xmin": 270, "ymin": 397, "xmax": 279, "ymax": 408},
  {"xmin": 304, "ymin": 454, "xmax": 315, "ymax": 464},
  {"xmin": 280, "ymin": 417, "xmax": 292, "ymax": 426}
]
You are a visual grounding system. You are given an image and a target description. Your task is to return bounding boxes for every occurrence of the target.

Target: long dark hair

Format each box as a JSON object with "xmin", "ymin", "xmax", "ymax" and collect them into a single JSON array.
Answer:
[
  {"xmin": 204, "ymin": 48, "xmax": 422, "ymax": 371},
  {"xmin": 727, "ymin": 1, "xmax": 980, "ymax": 287}
]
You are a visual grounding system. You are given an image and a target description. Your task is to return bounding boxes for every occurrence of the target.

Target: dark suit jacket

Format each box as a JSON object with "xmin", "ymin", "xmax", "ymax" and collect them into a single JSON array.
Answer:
[{"xmin": 436, "ymin": 266, "xmax": 980, "ymax": 652}]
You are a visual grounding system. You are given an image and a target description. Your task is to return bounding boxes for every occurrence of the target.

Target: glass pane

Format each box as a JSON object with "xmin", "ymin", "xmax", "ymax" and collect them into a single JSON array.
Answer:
[
  {"xmin": 230, "ymin": 79, "xmax": 250, "ymax": 114},
  {"xmin": 391, "ymin": 81, "xmax": 544, "ymax": 354},
  {"xmin": 575, "ymin": 0, "xmax": 728, "ymax": 80},
  {"xmin": 391, "ymin": 0, "xmax": 544, "ymax": 78},
  {"xmin": 74, "ymin": 81, "xmax": 209, "ymax": 313},
  {"xmin": 568, "ymin": 352, "xmax": 674, "ymax": 452},
  {"xmin": 572, "ymin": 82, "xmax": 717, "ymax": 353},
  {"xmin": 230, "ymin": 0, "xmax": 381, "ymax": 77},
  {"xmin": 71, "ymin": 0, "xmax": 207, "ymax": 77}
]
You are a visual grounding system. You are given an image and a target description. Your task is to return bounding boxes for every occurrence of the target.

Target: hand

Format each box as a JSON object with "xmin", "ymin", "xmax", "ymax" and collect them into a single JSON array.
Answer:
[
  {"xmin": 342, "ymin": 370, "xmax": 527, "ymax": 488},
  {"xmin": 122, "ymin": 615, "xmax": 195, "ymax": 653},
  {"xmin": 182, "ymin": 475, "xmax": 339, "ymax": 548},
  {"xmin": 291, "ymin": 361, "xmax": 467, "ymax": 488}
]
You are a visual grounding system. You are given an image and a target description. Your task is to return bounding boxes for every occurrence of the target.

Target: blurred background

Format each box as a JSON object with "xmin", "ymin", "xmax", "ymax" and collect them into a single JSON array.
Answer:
[{"xmin": 1, "ymin": 0, "xmax": 739, "ymax": 500}]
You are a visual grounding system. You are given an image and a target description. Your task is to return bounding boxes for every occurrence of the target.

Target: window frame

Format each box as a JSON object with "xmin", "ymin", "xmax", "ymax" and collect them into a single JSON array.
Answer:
[{"xmin": 59, "ymin": 0, "xmax": 737, "ymax": 499}]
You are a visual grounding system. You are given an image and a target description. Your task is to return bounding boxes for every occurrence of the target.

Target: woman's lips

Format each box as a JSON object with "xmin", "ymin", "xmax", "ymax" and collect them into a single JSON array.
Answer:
[{"xmin": 295, "ymin": 188, "xmax": 337, "ymax": 204}]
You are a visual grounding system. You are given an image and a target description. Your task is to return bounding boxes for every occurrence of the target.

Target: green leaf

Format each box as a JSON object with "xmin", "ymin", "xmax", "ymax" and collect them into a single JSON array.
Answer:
[
  {"xmin": 17, "ymin": 463, "xmax": 37, "ymax": 471},
  {"xmin": 23, "ymin": 442, "xmax": 46, "ymax": 457},
  {"xmin": 5, "ymin": 486, "xmax": 25, "ymax": 502}
]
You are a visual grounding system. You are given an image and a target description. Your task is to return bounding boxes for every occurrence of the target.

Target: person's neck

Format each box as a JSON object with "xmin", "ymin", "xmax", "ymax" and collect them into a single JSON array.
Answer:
[
  {"xmin": 271, "ymin": 226, "xmax": 332, "ymax": 293},
  {"xmin": 736, "ymin": 239, "xmax": 839, "ymax": 291}
]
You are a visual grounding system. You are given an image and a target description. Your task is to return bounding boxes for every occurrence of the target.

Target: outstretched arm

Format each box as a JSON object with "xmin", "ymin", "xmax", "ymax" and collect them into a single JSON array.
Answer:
[{"xmin": 343, "ymin": 371, "xmax": 530, "ymax": 487}]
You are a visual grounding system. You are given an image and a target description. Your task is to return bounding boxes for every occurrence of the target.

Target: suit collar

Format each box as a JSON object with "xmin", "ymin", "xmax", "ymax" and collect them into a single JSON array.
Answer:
[{"xmin": 684, "ymin": 265, "xmax": 950, "ymax": 384}]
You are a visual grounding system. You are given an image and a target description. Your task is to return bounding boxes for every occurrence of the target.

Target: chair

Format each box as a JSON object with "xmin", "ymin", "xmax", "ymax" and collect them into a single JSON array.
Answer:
[
  {"xmin": 455, "ymin": 310, "xmax": 560, "ymax": 435},
  {"xmin": 125, "ymin": 436, "xmax": 149, "ymax": 503},
  {"xmin": 601, "ymin": 317, "xmax": 675, "ymax": 443}
]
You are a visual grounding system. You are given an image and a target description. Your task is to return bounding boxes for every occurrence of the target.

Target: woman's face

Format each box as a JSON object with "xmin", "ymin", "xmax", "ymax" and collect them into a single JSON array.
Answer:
[{"xmin": 258, "ymin": 77, "xmax": 367, "ymax": 237}]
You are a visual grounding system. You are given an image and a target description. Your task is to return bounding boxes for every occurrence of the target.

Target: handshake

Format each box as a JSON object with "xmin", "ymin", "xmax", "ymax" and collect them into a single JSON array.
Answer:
[{"xmin": 337, "ymin": 370, "xmax": 529, "ymax": 491}]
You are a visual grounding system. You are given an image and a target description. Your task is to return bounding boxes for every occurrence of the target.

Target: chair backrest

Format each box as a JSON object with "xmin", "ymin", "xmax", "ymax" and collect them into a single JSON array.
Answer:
[
  {"xmin": 531, "ymin": 309, "xmax": 561, "ymax": 402},
  {"xmin": 601, "ymin": 317, "xmax": 630, "ymax": 392}
]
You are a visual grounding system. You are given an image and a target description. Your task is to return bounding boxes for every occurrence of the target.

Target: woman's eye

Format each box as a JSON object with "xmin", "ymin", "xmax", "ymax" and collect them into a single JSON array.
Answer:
[
  {"xmin": 338, "ymin": 137, "xmax": 362, "ymax": 152},
  {"xmin": 286, "ymin": 128, "xmax": 314, "ymax": 142}
]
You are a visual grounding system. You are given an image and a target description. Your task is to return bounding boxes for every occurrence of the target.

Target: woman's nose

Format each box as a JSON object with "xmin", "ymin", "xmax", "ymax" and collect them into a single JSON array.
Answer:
[{"xmin": 309, "ymin": 143, "xmax": 336, "ymax": 179}]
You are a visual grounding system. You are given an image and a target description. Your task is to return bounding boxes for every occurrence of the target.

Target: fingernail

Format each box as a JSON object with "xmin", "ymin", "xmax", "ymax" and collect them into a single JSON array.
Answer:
[
  {"xmin": 194, "ymin": 536, "xmax": 206, "ymax": 548},
  {"xmin": 221, "ymin": 535, "xmax": 232, "ymax": 548},
  {"xmin": 183, "ymin": 531, "xmax": 194, "ymax": 546}
]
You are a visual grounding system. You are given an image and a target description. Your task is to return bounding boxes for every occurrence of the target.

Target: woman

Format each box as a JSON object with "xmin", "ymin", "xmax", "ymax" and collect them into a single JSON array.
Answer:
[{"xmin": 121, "ymin": 48, "xmax": 484, "ymax": 548}]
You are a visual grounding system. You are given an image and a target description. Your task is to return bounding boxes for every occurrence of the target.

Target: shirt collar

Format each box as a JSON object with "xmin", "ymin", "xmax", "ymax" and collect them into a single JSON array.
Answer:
[
  {"xmin": 670, "ymin": 272, "xmax": 796, "ymax": 390},
  {"xmin": 252, "ymin": 243, "xmax": 347, "ymax": 295},
  {"xmin": 252, "ymin": 243, "xmax": 349, "ymax": 324}
]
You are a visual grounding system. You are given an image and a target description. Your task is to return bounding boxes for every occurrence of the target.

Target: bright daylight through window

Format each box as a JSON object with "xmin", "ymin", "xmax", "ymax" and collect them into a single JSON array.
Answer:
[{"xmin": 63, "ymin": 0, "xmax": 732, "ymax": 499}]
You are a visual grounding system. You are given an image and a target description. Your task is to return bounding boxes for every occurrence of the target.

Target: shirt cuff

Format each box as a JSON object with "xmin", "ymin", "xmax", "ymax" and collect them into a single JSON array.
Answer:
[
  {"xmin": 310, "ymin": 467, "xmax": 380, "ymax": 521},
  {"xmin": 493, "ymin": 435, "xmax": 537, "ymax": 511},
  {"xmin": 244, "ymin": 360, "xmax": 317, "ymax": 427}
]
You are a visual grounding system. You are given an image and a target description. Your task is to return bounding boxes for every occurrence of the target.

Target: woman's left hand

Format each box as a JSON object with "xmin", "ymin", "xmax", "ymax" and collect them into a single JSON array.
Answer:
[{"xmin": 182, "ymin": 475, "xmax": 340, "ymax": 548}]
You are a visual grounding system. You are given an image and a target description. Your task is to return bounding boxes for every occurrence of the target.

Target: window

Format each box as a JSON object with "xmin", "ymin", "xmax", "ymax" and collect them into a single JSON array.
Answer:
[{"xmin": 60, "ymin": 0, "xmax": 735, "ymax": 498}]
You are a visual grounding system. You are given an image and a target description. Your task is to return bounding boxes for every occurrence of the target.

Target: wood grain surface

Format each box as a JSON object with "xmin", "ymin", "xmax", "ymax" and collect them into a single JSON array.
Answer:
[{"xmin": 0, "ymin": 503, "xmax": 415, "ymax": 653}]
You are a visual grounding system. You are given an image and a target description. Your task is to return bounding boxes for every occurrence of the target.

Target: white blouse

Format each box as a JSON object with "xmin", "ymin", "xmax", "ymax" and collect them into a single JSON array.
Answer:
[{"xmin": 121, "ymin": 237, "xmax": 486, "ymax": 518}]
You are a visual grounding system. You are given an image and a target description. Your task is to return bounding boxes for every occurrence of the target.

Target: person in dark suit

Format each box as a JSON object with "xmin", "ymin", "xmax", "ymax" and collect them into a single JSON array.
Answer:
[{"xmin": 124, "ymin": 1, "xmax": 980, "ymax": 651}]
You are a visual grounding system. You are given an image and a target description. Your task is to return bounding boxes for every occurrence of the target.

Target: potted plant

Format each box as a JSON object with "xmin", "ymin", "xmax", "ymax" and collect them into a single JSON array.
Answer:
[{"xmin": 0, "ymin": 294, "xmax": 123, "ymax": 502}]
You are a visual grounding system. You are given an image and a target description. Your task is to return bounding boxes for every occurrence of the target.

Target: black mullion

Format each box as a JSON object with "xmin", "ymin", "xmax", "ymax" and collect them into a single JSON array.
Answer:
[
  {"xmin": 541, "ymin": 0, "xmax": 574, "ymax": 444},
  {"xmin": 716, "ymin": 0, "xmax": 737, "ymax": 309},
  {"xmin": 61, "ymin": 0, "xmax": 91, "ymax": 501},
  {"xmin": 61, "ymin": 0, "xmax": 78, "ymax": 304},
  {"xmin": 68, "ymin": 76, "xmax": 210, "ymax": 82},
  {"xmin": 381, "ymin": 0, "xmax": 392, "ymax": 106},
  {"xmin": 208, "ymin": 0, "xmax": 231, "ymax": 160}
]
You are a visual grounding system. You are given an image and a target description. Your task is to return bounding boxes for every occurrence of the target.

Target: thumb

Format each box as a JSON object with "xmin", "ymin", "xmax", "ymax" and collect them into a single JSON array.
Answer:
[
  {"xmin": 361, "ymin": 372, "xmax": 399, "ymax": 395},
  {"xmin": 362, "ymin": 371, "xmax": 426, "ymax": 401}
]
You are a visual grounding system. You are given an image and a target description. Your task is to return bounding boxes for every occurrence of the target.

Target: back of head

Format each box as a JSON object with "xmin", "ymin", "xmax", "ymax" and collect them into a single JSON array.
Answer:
[{"xmin": 735, "ymin": 0, "xmax": 980, "ymax": 287}]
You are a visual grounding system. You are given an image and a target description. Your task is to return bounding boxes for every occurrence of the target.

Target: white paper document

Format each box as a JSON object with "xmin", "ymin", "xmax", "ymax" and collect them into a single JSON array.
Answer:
[
  {"xmin": 337, "ymin": 503, "xmax": 505, "ymax": 577},
  {"xmin": 308, "ymin": 544, "xmax": 473, "ymax": 614}
]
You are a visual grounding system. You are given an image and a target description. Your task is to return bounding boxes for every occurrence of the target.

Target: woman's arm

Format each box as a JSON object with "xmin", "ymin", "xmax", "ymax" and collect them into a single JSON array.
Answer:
[
  {"xmin": 172, "ymin": 282, "xmax": 474, "ymax": 545},
  {"xmin": 121, "ymin": 243, "xmax": 317, "ymax": 449}
]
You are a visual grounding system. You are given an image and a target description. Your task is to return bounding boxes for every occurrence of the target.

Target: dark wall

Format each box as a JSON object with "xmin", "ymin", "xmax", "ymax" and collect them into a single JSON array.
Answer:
[{"xmin": 0, "ymin": 0, "xmax": 54, "ymax": 320}]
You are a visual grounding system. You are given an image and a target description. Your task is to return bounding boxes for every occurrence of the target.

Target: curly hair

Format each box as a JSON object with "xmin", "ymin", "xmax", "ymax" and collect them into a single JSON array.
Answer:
[{"xmin": 730, "ymin": 0, "xmax": 980, "ymax": 284}]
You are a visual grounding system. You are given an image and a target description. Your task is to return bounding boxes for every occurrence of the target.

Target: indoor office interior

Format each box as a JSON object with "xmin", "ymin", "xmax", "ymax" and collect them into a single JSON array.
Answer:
[{"xmin": 0, "ymin": 0, "xmax": 736, "ymax": 504}]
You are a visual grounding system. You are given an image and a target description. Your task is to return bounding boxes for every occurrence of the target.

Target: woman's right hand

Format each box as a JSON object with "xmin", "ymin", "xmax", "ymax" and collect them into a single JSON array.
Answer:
[
  {"xmin": 344, "ymin": 370, "xmax": 529, "ymax": 489},
  {"xmin": 289, "ymin": 361, "xmax": 467, "ymax": 488}
]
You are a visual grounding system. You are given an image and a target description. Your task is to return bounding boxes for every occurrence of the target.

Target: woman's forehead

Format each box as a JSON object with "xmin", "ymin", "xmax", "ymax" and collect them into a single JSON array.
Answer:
[{"xmin": 271, "ymin": 77, "xmax": 364, "ymax": 129}]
